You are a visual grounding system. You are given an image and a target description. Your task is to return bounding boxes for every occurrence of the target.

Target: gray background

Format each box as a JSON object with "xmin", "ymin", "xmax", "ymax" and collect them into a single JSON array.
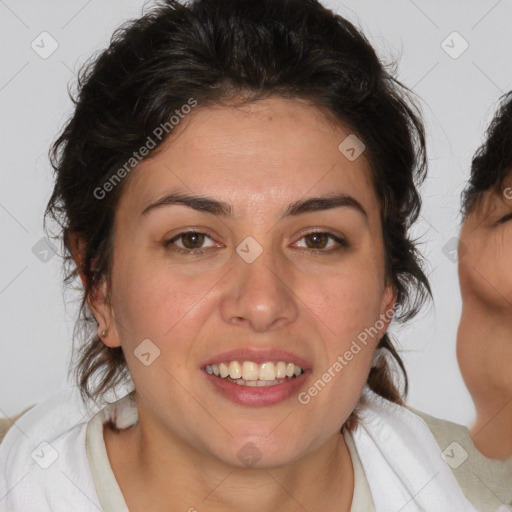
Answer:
[{"xmin": 1, "ymin": 0, "xmax": 511, "ymax": 427}]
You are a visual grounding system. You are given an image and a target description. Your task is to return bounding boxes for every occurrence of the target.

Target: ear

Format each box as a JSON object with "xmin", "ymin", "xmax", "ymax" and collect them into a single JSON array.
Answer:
[
  {"xmin": 88, "ymin": 277, "xmax": 121, "ymax": 349},
  {"xmin": 377, "ymin": 283, "xmax": 397, "ymax": 338},
  {"xmin": 68, "ymin": 232, "xmax": 121, "ymax": 349}
]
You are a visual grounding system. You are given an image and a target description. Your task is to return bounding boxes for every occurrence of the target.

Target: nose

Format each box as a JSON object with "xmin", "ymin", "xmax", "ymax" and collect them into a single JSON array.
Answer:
[{"xmin": 219, "ymin": 242, "xmax": 299, "ymax": 332}]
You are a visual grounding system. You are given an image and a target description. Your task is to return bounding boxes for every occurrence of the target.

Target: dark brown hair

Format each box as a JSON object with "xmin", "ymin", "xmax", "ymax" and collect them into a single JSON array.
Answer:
[
  {"xmin": 461, "ymin": 91, "xmax": 512, "ymax": 218},
  {"xmin": 44, "ymin": 0, "xmax": 432, "ymax": 421}
]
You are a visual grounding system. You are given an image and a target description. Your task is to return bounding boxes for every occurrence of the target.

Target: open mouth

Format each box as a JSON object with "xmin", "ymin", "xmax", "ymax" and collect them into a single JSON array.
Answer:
[
  {"xmin": 202, "ymin": 359, "xmax": 310, "ymax": 406},
  {"xmin": 204, "ymin": 360, "xmax": 305, "ymax": 387}
]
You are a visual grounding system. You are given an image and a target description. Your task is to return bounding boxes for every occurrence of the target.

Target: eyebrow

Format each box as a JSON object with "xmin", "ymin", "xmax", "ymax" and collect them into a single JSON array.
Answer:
[{"xmin": 140, "ymin": 191, "xmax": 368, "ymax": 220}]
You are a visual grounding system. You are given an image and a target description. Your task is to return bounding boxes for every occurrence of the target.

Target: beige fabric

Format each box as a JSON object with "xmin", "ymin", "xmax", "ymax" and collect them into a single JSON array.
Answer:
[
  {"xmin": 0, "ymin": 405, "xmax": 35, "ymax": 443},
  {"xmin": 344, "ymin": 428, "xmax": 376, "ymax": 511},
  {"xmin": 409, "ymin": 406, "xmax": 512, "ymax": 512},
  {"xmin": 85, "ymin": 398, "xmax": 130, "ymax": 512}
]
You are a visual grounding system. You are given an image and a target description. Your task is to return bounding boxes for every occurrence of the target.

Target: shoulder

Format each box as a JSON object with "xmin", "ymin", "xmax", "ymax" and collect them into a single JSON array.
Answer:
[
  {"xmin": 0, "ymin": 405, "xmax": 35, "ymax": 444},
  {"xmin": 407, "ymin": 406, "xmax": 472, "ymax": 450},
  {"xmin": 0, "ymin": 387, "xmax": 104, "ymax": 511},
  {"xmin": 407, "ymin": 406, "xmax": 512, "ymax": 512}
]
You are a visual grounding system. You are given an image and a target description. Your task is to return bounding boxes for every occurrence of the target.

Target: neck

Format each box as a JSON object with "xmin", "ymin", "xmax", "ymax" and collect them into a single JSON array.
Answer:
[
  {"xmin": 457, "ymin": 296, "xmax": 512, "ymax": 460},
  {"xmin": 106, "ymin": 410, "xmax": 355, "ymax": 512}
]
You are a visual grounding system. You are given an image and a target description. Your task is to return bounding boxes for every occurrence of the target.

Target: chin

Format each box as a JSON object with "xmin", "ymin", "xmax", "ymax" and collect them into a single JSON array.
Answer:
[{"xmin": 209, "ymin": 435, "xmax": 306, "ymax": 470}]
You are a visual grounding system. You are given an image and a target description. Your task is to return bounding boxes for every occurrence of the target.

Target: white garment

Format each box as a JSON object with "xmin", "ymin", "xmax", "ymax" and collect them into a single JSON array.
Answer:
[
  {"xmin": 0, "ymin": 385, "xmax": 490, "ymax": 512},
  {"xmin": 0, "ymin": 385, "xmax": 129, "ymax": 512},
  {"xmin": 0, "ymin": 386, "xmax": 102, "ymax": 512},
  {"xmin": 352, "ymin": 386, "xmax": 481, "ymax": 512}
]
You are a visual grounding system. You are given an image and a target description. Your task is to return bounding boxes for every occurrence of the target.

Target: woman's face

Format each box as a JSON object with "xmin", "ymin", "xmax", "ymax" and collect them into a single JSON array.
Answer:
[
  {"xmin": 94, "ymin": 96, "xmax": 395, "ymax": 468},
  {"xmin": 458, "ymin": 174, "xmax": 512, "ymax": 308},
  {"xmin": 457, "ymin": 173, "xmax": 512, "ymax": 396}
]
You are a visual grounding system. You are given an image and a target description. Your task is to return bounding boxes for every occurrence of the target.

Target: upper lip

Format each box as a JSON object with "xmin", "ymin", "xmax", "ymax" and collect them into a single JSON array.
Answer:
[{"xmin": 201, "ymin": 348, "xmax": 312, "ymax": 370}]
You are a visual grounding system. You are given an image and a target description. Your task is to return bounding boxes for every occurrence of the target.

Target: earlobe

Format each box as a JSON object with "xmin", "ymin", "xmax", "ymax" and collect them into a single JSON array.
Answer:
[
  {"xmin": 88, "ymin": 277, "xmax": 121, "ymax": 349},
  {"xmin": 68, "ymin": 232, "xmax": 121, "ymax": 348}
]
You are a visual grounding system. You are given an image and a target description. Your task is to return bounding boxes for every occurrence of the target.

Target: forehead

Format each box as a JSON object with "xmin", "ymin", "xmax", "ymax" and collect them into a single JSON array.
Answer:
[{"xmin": 118, "ymin": 97, "xmax": 377, "ymax": 216}]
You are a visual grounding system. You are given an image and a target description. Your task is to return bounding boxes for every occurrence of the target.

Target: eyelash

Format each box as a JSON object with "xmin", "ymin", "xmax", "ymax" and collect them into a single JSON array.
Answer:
[
  {"xmin": 163, "ymin": 230, "xmax": 349, "ymax": 256},
  {"xmin": 497, "ymin": 213, "xmax": 512, "ymax": 224}
]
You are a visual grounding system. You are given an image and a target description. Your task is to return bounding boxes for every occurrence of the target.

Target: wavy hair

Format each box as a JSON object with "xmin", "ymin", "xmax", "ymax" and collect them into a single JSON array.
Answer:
[{"xmin": 44, "ymin": 0, "xmax": 432, "ymax": 427}]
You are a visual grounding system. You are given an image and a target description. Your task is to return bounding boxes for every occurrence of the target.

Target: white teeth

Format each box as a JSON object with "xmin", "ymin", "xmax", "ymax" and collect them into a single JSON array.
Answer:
[
  {"xmin": 206, "ymin": 360, "xmax": 304, "ymax": 382},
  {"xmin": 275, "ymin": 361, "xmax": 287, "ymax": 379},
  {"xmin": 242, "ymin": 361, "xmax": 259, "ymax": 381},
  {"xmin": 259, "ymin": 362, "xmax": 276, "ymax": 380},
  {"xmin": 228, "ymin": 377, "xmax": 288, "ymax": 387},
  {"xmin": 219, "ymin": 362, "xmax": 229, "ymax": 378},
  {"xmin": 229, "ymin": 361, "xmax": 242, "ymax": 379}
]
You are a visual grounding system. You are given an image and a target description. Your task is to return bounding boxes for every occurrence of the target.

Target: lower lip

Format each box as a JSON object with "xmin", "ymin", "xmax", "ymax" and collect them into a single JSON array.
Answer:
[{"xmin": 202, "ymin": 370, "xmax": 310, "ymax": 407}]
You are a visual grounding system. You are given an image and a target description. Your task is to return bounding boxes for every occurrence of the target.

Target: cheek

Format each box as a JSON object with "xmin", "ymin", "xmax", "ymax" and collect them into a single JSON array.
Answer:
[
  {"xmin": 492, "ymin": 230, "xmax": 512, "ymax": 296},
  {"xmin": 310, "ymin": 280, "xmax": 382, "ymax": 337},
  {"xmin": 461, "ymin": 233, "xmax": 512, "ymax": 303},
  {"xmin": 305, "ymin": 254, "xmax": 387, "ymax": 378},
  {"xmin": 299, "ymin": 278, "xmax": 378, "ymax": 425},
  {"xmin": 297, "ymin": 267, "xmax": 386, "ymax": 395},
  {"xmin": 111, "ymin": 257, "xmax": 215, "ymax": 346},
  {"xmin": 305, "ymin": 254, "xmax": 386, "ymax": 333},
  {"xmin": 110, "ymin": 262, "xmax": 214, "ymax": 407}
]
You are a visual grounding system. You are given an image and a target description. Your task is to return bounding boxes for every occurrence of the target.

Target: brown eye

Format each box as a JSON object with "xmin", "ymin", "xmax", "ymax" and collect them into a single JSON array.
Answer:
[
  {"xmin": 294, "ymin": 231, "xmax": 348, "ymax": 252},
  {"xmin": 305, "ymin": 232, "xmax": 329, "ymax": 249},
  {"xmin": 164, "ymin": 231, "xmax": 219, "ymax": 254},
  {"xmin": 181, "ymin": 232, "xmax": 206, "ymax": 248}
]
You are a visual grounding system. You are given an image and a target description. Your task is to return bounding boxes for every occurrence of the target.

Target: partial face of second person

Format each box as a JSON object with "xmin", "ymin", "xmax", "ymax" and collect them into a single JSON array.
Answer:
[
  {"xmin": 458, "ymin": 175, "xmax": 512, "ymax": 395},
  {"xmin": 92, "ymin": 96, "xmax": 395, "ymax": 469},
  {"xmin": 459, "ymin": 177, "xmax": 512, "ymax": 309}
]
